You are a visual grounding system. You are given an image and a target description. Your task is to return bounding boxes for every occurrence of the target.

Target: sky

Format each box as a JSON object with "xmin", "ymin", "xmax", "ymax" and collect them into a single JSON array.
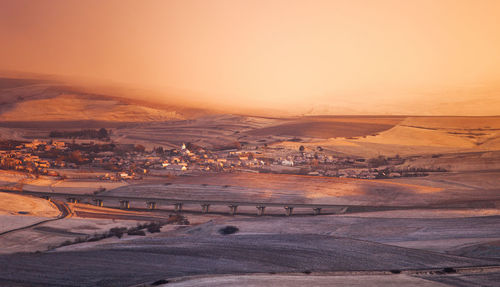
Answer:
[{"xmin": 0, "ymin": 0, "xmax": 499, "ymax": 115}]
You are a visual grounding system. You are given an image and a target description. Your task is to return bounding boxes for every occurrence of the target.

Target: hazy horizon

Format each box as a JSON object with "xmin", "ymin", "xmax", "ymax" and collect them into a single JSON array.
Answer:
[{"xmin": 1, "ymin": 0, "xmax": 500, "ymax": 116}]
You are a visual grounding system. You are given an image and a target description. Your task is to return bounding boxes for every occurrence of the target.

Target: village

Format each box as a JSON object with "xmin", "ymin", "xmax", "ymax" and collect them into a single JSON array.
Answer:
[{"xmin": 0, "ymin": 132, "xmax": 443, "ymax": 183}]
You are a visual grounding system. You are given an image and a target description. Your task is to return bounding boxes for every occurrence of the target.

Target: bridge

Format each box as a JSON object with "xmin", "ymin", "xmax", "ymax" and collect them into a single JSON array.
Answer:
[{"xmin": 1, "ymin": 189, "xmax": 409, "ymax": 216}]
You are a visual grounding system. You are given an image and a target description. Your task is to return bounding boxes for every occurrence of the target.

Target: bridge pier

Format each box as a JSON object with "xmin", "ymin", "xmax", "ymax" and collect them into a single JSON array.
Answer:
[
  {"xmin": 120, "ymin": 200, "xmax": 130, "ymax": 209},
  {"xmin": 67, "ymin": 198, "xmax": 80, "ymax": 204},
  {"xmin": 228, "ymin": 205, "xmax": 238, "ymax": 216},
  {"xmin": 147, "ymin": 201, "xmax": 157, "ymax": 210},
  {"xmin": 284, "ymin": 206, "xmax": 294, "ymax": 216},
  {"xmin": 94, "ymin": 199, "xmax": 103, "ymax": 207},
  {"xmin": 313, "ymin": 208, "xmax": 322, "ymax": 215},
  {"xmin": 201, "ymin": 204, "xmax": 210, "ymax": 213},
  {"xmin": 174, "ymin": 203, "xmax": 183, "ymax": 213},
  {"xmin": 256, "ymin": 205, "xmax": 266, "ymax": 216}
]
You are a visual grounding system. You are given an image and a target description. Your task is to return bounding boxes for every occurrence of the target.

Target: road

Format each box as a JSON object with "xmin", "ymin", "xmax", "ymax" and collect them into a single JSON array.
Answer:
[{"xmin": 0, "ymin": 199, "xmax": 71, "ymax": 236}]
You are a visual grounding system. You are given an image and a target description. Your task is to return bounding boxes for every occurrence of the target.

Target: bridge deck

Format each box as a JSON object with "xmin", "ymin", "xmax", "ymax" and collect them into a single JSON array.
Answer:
[{"xmin": 1, "ymin": 189, "xmax": 414, "ymax": 210}]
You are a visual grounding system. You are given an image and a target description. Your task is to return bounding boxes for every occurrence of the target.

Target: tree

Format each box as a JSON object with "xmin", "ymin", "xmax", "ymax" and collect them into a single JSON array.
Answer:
[
  {"xmin": 368, "ymin": 156, "xmax": 388, "ymax": 168},
  {"xmin": 134, "ymin": 144, "xmax": 146, "ymax": 152},
  {"xmin": 233, "ymin": 141, "xmax": 242, "ymax": 150},
  {"xmin": 98, "ymin": 128, "xmax": 108, "ymax": 139},
  {"xmin": 69, "ymin": 150, "xmax": 85, "ymax": 164}
]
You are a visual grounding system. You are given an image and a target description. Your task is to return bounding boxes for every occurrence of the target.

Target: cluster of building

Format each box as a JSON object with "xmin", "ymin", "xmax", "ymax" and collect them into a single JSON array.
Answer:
[
  {"xmin": 0, "ymin": 139, "xmax": 270, "ymax": 180},
  {"xmin": 0, "ymin": 139, "xmax": 437, "ymax": 180},
  {"xmin": 0, "ymin": 140, "xmax": 66, "ymax": 175},
  {"xmin": 120, "ymin": 144, "xmax": 269, "ymax": 179}
]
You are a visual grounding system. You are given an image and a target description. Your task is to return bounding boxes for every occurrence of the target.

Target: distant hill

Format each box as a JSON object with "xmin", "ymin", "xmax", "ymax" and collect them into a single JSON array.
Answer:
[{"xmin": 0, "ymin": 77, "xmax": 208, "ymax": 122}]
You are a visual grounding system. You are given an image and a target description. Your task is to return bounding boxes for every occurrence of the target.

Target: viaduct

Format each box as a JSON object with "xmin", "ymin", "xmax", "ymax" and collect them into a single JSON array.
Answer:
[{"xmin": 1, "ymin": 190, "xmax": 405, "ymax": 216}]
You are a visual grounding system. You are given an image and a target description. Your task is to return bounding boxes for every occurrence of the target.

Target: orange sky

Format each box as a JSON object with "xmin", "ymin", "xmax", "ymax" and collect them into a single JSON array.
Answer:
[{"xmin": 1, "ymin": 0, "xmax": 499, "ymax": 115}]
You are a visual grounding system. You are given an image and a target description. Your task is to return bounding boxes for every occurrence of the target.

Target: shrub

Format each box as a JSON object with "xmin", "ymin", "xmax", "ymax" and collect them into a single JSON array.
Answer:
[
  {"xmin": 152, "ymin": 279, "xmax": 169, "ymax": 286},
  {"xmin": 73, "ymin": 236, "xmax": 86, "ymax": 243},
  {"xmin": 60, "ymin": 240, "xmax": 72, "ymax": 247},
  {"xmin": 109, "ymin": 227, "xmax": 127, "ymax": 238},
  {"xmin": 218, "ymin": 226, "xmax": 239, "ymax": 235},
  {"xmin": 368, "ymin": 156, "xmax": 388, "ymax": 167},
  {"xmin": 87, "ymin": 233, "xmax": 107, "ymax": 242},
  {"xmin": 147, "ymin": 223, "xmax": 162, "ymax": 233},
  {"xmin": 127, "ymin": 230, "xmax": 146, "ymax": 236},
  {"xmin": 443, "ymin": 267, "xmax": 457, "ymax": 273}
]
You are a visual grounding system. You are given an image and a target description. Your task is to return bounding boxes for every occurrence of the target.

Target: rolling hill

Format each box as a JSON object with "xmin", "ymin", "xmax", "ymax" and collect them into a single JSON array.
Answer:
[{"xmin": 0, "ymin": 77, "xmax": 205, "ymax": 122}]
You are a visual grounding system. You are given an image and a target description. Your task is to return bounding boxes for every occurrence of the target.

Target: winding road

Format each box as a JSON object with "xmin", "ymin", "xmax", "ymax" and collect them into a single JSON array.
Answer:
[{"xmin": 0, "ymin": 199, "xmax": 71, "ymax": 236}]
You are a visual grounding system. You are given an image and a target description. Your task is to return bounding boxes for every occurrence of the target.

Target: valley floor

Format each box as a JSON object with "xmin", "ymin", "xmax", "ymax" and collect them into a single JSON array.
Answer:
[
  {"xmin": 0, "ymin": 168, "xmax": 499, "ymax": 286},
  {"xmin": 1, "ymin": 115, "xmax": 499, "ymax": 286}
]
